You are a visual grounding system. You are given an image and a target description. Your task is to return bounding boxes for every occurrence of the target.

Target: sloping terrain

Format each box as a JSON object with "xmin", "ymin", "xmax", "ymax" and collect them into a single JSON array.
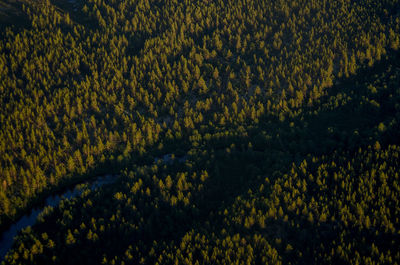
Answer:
[{"xmin": 0, "ymin": 0, "xmax": 399, "ymax": 264}]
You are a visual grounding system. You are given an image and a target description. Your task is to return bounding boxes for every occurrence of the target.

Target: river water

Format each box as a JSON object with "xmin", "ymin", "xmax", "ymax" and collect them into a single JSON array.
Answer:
[
  {"xmin": 0, "ymin": 153, "xmax": 187, "ymax": 261},
  {"xmin": 0, "ymin": 174, "xmax": 117, "ymax": 261}
]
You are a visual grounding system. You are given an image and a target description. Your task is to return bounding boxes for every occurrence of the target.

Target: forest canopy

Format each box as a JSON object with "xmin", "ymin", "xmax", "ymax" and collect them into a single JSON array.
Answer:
[{"xmin": 0, "ymin": 0, "xmax": 400, "ymax": 264}]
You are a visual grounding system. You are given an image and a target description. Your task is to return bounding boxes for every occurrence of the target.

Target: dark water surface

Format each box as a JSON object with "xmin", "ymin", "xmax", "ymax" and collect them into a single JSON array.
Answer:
[
  {"xmin": 0, "ymin": 174, "xmax": 117, "ymax": 261},
  {"xmin": 0, "ymin": 153, "xmax": 187, "ymax": 261}
]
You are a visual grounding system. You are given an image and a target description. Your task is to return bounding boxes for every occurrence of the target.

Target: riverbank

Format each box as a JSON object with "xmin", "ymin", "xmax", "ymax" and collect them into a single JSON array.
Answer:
[
  {"xmin": 0, "ymin": 174, "xmax": 118, "ymax": 261},
  {"xmin": 0, "ymin": 152, "xmax": 187, "ymax": 261}
]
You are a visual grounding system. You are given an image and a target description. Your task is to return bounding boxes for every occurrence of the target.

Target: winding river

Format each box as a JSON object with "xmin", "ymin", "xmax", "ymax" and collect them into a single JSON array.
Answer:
[
  {"xmin": 0, "ymin": 174, "xmax": 117, "ymax": 261},
  {"xmin": 0, "ymin": 153, "xmax": 186, "ymax": 261}
]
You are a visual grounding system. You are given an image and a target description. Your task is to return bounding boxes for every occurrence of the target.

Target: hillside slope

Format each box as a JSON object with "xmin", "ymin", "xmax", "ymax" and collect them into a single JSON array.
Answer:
[{"xmin": 0, "ymin": 0, "xmax": 400, "ymax": 264}]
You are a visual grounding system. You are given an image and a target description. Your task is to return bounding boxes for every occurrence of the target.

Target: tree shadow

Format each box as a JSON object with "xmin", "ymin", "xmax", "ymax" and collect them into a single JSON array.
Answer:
[
  {"xmin": 0, "ymin": 0, "xmax": 30, "ymax": 32},
  {"xmin": 128, "ymin": 50, "xmax": 400, "ymax": 262},
  {"xmin": 4, "ymin": 51, "xmax": 400, "ymax": 264}
]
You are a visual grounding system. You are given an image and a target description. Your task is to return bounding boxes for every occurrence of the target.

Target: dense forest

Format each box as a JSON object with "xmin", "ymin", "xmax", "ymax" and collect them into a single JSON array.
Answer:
[{"xmin": 0, "ymin": 0, "xmax": 400, "ymax": 264}]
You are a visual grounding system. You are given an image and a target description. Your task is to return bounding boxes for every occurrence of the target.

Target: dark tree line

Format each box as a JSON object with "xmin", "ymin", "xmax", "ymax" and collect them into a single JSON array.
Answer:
[{"xmin": 1, "ymin": 0, "xmax": 400, "ymax": 264}]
